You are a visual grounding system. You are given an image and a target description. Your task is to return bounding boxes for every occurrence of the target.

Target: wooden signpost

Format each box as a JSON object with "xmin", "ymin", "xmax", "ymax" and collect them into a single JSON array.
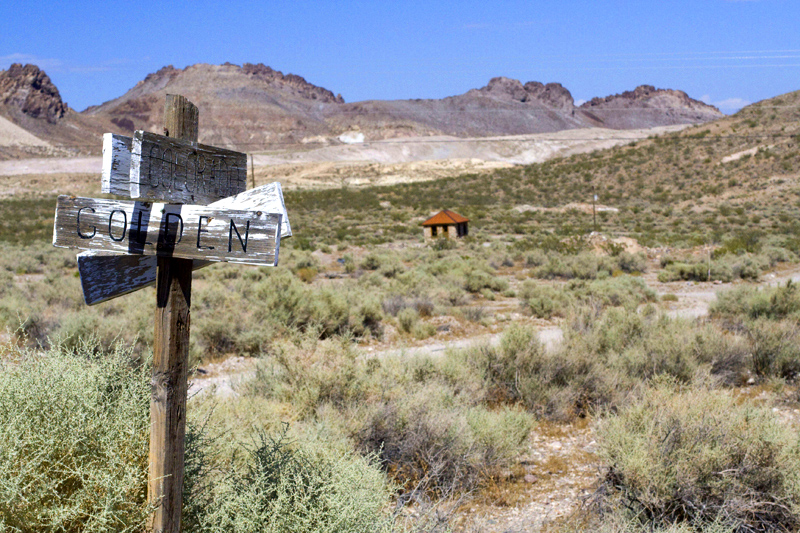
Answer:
[{"xmin": 52, "ymin": 94, "xmax": 288, "ymax": 533}]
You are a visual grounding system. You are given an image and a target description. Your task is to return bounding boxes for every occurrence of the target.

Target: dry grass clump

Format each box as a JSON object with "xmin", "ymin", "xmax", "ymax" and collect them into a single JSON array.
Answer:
[{"xmin": 590, "ymin": 380, "xmax": 800, "ymax": 532}]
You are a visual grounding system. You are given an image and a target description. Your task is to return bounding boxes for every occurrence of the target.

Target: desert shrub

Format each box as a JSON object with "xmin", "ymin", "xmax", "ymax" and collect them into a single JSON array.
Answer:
[
  {"xmin": 524, "ymin": 249, "xmax": 548, "ymax": 267},
  {"xmin": 569, "ymin": 276, "xmax": 657, "ymax": 311},
  {"xmin": 596, "ymin": 381, "xmax": 800, "ymax": 532},
  {"xmin": 412, "ymin": 321, "xmax": 437, "ymax": 340},
  {"xmin": 532, "ymin": 252, "xmax": 616, "ymax": 280},
  {"xmin": 361, "ymin": 252, "xmax": 383, "ymax": 271},
  {"xmin": 729, "ymin": 254, "xmax": 769, "ymax": 280},
  {"xmin": 461, "ymin": 305, "xmax": 486, "ymax": 323},
  {"xmin": 465, "ymin": 406, "xmax": 533, "ymax": 464},
  {"xmin": 471, "ymin": 323, "xmax": 548, "ymax": 404},
  {"xmin": 542, "ymin": 308, "xmax": 754, "ymax": 418},
  {"xmin": 382, "ymin": 295, "xmax": 434, "ymax": 317},
  {"xmin": 762, "ymin": 245, "xmax": 796, "ymax": 265},
  {"xmin": 378, "ymin": 256, "xmax": 405, "ymax": 278},
  {"xmin": 296, "ymin": 266, "xmax": 317, "ymax": 283},
  {"xmin": 616, "ymin": 252, "xmax": 648, "ymax": 273},
  {"xmin": 464, "ymin": 268, "xmax": 508, "ymax": 293},
  {"xmin": 659, "ymin": 252, "xmax": 771, "ymax": 283},
  {"xmin": 746, "ymin": 318, "xmax": 800, "ymax": 379},
  {"xmin": 249, "ymin": 270, "xmax": 383, "ymax": 340},
  {"xmin": 0, "ymin": 340, "xmax": 151, "ymax": 532},
  {"xmin": 261, "ymin": 334, "xmax": 366, "ymax": 416},
  {"xmin": 355, "ymin": 385, "xmax": 533, "ymax": 496},
  {"xmin": 342, "ymin": 254, "xmax": 356, "ymax": 273},
  {"xmin": 431, "ymin": 236, "xmax": 457, "ymax": 251},
  {"xmin": 397, "ymin": 307, "xmax": 419, "ymax": 333},
  {"xmin": 658, "ymin": 261, "xmax": 732, "ymax": 283},
  {"xmin": 711, "ymin": 281, "xmax": 800, "ymax": 321},
  {"xmin": 519, "ymin": 281, "xmax": 575, "ymax": 318},
  {"xmin": 194, "ymin": 429, "xmax": 392, "ymax": 533},
  {"xmin": 441, "ymin": 324, "xmax": 592, "ymax": 417},
  {"xmin": 714, "ymin": 229, "xmax": 764, "ymax": 256}
]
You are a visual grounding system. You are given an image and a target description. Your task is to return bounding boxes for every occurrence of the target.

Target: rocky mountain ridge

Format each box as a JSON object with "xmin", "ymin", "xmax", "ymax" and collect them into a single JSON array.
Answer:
[
  {"xmin": 0, "ymin": 64, "xmax": 68, "ymax": 125},
  {"xmin": 0, "ymin": 62, "xmax": 723, "ymax": 155},
  {"xmin": 467, "ymin": 77, "xmax": 575, "ymax": 109}
]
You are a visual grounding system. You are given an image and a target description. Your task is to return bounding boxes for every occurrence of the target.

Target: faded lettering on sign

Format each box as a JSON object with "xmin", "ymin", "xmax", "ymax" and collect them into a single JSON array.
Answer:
[{"xmin": 54, "ymin": 196, "xmax": 281, "ymax": 266}]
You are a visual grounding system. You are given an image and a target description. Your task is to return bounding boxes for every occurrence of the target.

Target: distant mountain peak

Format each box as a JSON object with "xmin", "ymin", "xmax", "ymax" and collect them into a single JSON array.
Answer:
[
  {"xmin": 581, "ymin": 84, "xmax": 720, "ymax": 113},
  {"xmin": 468, "ymin": 76, "xmax": 574, "ymax": 108},
  {"xmin": 0, "ymin": 63, "xmax": 67, "ymax": 124},
  {"xmin": 241, "ymin": 63, "xmax": 344, "ymax": 104}
]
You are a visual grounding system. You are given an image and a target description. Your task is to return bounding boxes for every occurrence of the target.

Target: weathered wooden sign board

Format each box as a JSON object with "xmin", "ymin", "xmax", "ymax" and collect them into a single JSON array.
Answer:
[
  {"xmin": 54, "ymin": 94, "xmax": 289, "ymax": 533},
  {"xmin": 54, "ymin": 196, "xmax": 281, "ymax": 265},
  {"xmin": 78, "ymin": 181, "xmax": 292, "ymax": 305},
  {"xmin": 102, "ymin": 130, "xmax": 247, "ymax": 204},
  {"xmin": 102, "ymin": 133, "xmax": 132, "ymax": 196}
]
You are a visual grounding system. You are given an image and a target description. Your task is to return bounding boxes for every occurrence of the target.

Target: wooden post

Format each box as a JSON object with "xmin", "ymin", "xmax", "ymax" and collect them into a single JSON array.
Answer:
[{"xmin": 148, "ymin": 94, "xmax": 198, "ymax": 533}]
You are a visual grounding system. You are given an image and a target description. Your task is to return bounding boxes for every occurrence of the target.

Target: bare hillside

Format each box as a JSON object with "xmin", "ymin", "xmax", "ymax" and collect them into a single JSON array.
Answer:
[
  {"xmin": 1, "ymin": 62, "xmax": 722, "ymax": 158},
  {"xmin": 83, "ymin": 64, "xmax": 721, "ymax": 149}
]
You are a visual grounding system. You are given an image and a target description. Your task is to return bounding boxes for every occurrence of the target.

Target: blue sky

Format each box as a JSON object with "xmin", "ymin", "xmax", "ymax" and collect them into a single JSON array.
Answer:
[{"xmin": 2, "ymin": 0, "xmax": 798, "ymax": 114}]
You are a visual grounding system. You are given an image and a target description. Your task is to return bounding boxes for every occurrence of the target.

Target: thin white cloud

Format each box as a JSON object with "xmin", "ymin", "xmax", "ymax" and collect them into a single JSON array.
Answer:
[
  {"xmin": 715, "ymin": 97, "xmax": 752, "ymax": 111},
  {"xmin": 701, "ymin": 94, "xmax": 751, "ymax": 113}
]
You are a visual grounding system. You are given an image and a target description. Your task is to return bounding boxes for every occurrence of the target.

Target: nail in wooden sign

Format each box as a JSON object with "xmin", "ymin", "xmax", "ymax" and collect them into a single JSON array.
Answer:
[
  {"xmin": 54, "ymin": 196, "xmax": 281, "ymax": 266},
  {"xmin": 102, "ymin": 131, "xmax": 248, "ymax": 204}
]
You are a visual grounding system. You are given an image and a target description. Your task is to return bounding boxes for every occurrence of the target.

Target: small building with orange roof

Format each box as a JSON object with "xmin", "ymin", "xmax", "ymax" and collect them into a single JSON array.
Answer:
[{"xmin": 421, "ymin": 209, "xmax": 469, "ymax": 240}]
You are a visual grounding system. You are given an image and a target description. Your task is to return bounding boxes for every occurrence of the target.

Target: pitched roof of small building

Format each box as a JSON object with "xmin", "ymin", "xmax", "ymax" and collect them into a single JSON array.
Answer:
[{"xmin": 421, "ymin": 209, "xmax": 469, "ymax": 226}]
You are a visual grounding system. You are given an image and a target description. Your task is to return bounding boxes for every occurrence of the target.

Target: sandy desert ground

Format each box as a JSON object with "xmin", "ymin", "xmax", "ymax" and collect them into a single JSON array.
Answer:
[{"xmin": 0, "ymin": 125, "xmax": 688, "ymax": 196}]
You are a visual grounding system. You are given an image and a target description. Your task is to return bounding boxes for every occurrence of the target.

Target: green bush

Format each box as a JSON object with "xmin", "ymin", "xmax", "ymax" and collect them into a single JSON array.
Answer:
[
  {"xmin": 411, "ymin": 321, "xmax": 437, "ymax": 340},
  {"xmin": 711, "ymin": 281, "xmax": 800, "ymax": 321},
  {"xmin": 519, "ymin": 281, "xmax": 575, "ymax": 318},
  {"xmin": 354, "ymin": 384, "xmax": 533, "ymax": 496},
  {"xmin": 616, "ymin": 252, "xmax": 648, "ymax": 273},
  {"xmin": 397, "ymin": 307, "xmax": 419, "ymax": 333},
  {"xmin": 193, "ymin": 429, "xmax": 392, "ymax": 533},
  {"xmin": 464, "ymin": 268, "xmax": 508, "ymax": 293},
  {"xmin": 0, "ymin": 341, "xmax": 151, "ymax": 532},
  {"xmin": 0, "ymin": 339, "xmax": 394, "ymax": 533},
  {"xmin": 746, "ymin": 318, "xmax": 800, "ymax": 379},
  {"xmin": 360, "ymin": 252, "xmax": 383, "ymax": 271},
  {"xmin": 596, "ymin": 381, "xmax": 800, "ymax": 532},
  {"xmin": 531, "ymin": 252, "xmax": 616, "ymax": 280}
]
